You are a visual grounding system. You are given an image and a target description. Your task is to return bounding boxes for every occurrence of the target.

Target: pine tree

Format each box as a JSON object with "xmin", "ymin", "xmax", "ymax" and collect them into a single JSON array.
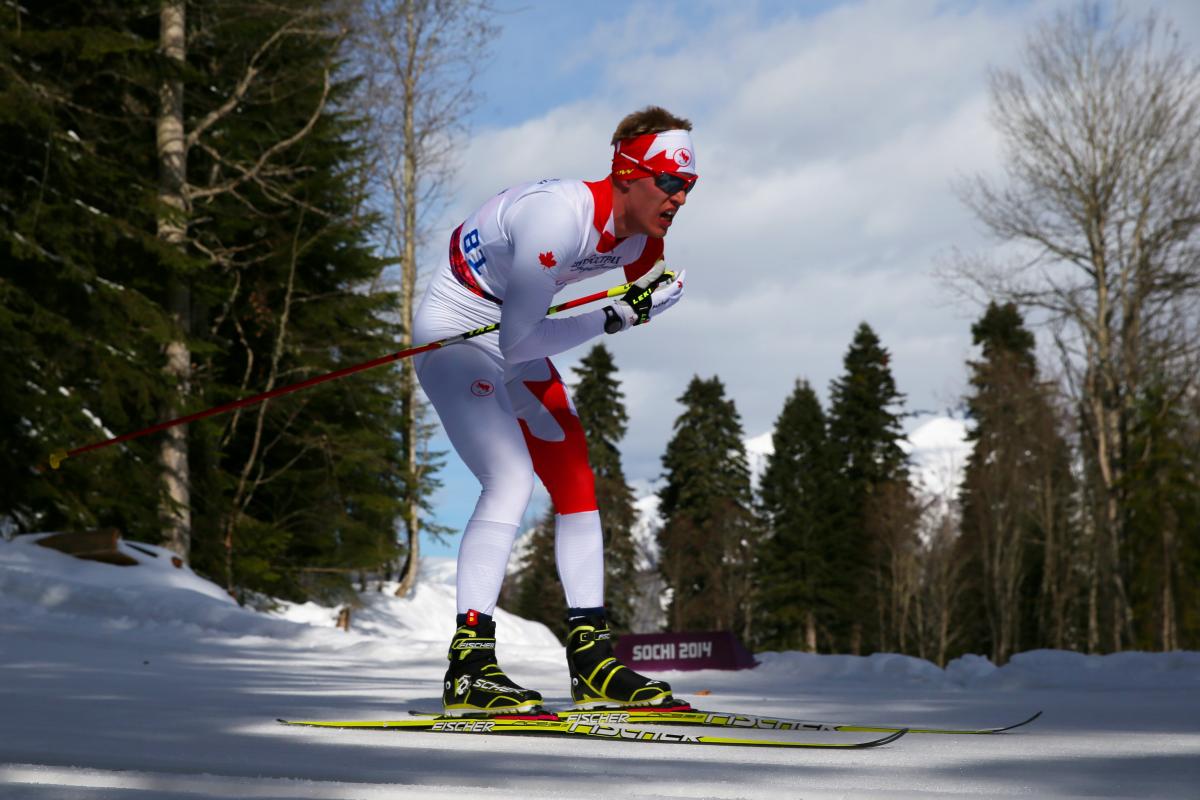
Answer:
[
  {"xmin": 1124, "ymin": 380, "xmax": 1200, "ymax": 651},
  {"xmin": 658, "ymin": 376, "xmax": 756, "ymax": 638},
  {"xmin": 347, "ymin": 0, "xmax": 495, "ymax": 598},
  {"xmin": 826, "ymin": 323, "xmax": 912, "ymax": 653},
  {"xmin": 957, "ymin": 303, "xmax": 1075, "ymax": 663},
  {"xmin": 1, "ymin": 3, "xmax": 172, "ymax": 539},
  {"xmin": 754, "ymin": 379, "xmax": 839, "ymax": 652},
  {"xmin": 571, "ymin": 344, "xmax": 638, "ymax": 631},
  {"xmin": 1, "ymin": 3, "xmax": 411, "ymax": 602},
  {"xmin": 828, "ymin": 324, "xmax": 908, "ymax": 489}
]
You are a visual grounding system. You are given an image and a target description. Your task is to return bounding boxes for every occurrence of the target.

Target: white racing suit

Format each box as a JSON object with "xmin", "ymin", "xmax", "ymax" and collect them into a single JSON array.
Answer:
[{"xmin": 413, "ymin": 177, "xmax": 662, "ymax": 615}]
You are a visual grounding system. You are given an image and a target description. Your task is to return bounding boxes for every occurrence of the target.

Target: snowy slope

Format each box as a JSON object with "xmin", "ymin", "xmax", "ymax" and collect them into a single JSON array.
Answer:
[{"xmin": 2, "ymin": 534, "xmax": 1199, "ymax": 799}]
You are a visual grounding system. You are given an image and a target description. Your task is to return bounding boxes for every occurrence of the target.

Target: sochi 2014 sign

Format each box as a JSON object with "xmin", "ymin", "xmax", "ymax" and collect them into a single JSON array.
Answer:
[{"xmin": 614, "ymin": 631, "xmax": 757, "ymax": 672}]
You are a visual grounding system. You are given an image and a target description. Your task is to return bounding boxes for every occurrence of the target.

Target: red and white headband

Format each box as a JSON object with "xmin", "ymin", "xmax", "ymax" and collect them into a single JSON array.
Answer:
[{"xmin": 612, "ymin": 129, "xmax": 698, "ymax": 180}]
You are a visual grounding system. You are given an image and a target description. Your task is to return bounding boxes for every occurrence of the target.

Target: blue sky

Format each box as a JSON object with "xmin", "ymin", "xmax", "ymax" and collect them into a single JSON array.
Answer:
[
  {"xmin": 416, "ymin": 0, "xmax": 1200, "ymax": 557},
  {"xmin": 470, "ymin": 1, "xmax": 848, "ymax": 128}
]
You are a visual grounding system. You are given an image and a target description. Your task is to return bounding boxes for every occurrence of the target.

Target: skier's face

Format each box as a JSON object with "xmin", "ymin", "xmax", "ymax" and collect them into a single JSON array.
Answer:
[{"xmin": 621, "ymin": 175, "xmax": 688, "ymax": 238}]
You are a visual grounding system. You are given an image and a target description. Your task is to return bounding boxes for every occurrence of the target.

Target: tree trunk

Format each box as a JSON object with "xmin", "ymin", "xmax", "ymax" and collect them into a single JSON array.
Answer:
[
  {"xmin": 1086, "ymin": 506, "xmax": 1100, "ymax": 653},
  {"xmin": 157, "ymin": 0, "xmax": 191, "ymax": 559},
  {"xmin": 393, "ymin": 0, "xmax": 421, "ymax": 599},
  {"xmin": 937, "ymin": 602, "xmax": 950, "ymax": 667},
  {"xmin": 1038, "ymin": 472, "xmax": 1066, "ymax": 650},
  {"xmin": 1161, "ymin": 509, "xmax": 1177, "ymax": 651}
]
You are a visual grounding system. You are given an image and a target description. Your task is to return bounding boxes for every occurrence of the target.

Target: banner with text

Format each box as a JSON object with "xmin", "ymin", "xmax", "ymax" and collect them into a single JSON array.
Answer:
[{"xmin": 614, "ymin": 631, "xmax": 757, "ymax": 672}]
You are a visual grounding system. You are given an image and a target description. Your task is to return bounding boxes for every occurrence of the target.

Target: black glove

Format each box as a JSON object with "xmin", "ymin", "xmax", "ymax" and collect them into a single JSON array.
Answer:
[{"xmin": 604, "ymin": 263, "xmax": 682, "ymax": 334}]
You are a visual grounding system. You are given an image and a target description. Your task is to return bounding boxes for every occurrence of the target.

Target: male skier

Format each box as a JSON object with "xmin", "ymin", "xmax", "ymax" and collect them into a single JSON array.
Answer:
[{"xmin": 413, "ymin": 106, "xmax": 696, "ymax": 716}]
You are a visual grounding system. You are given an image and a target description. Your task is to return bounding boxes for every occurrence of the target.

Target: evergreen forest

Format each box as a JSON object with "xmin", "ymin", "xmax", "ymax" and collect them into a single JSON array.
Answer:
[{"xmin": 1, "ymin": 1, "xmax": 437, "ymax": 602}]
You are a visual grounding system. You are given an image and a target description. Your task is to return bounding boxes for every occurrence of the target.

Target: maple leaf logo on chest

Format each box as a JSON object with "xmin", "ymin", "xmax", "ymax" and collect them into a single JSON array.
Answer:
[{"xmin": 539, "ymin": 251, "xmax": 557, "ymax": 268}]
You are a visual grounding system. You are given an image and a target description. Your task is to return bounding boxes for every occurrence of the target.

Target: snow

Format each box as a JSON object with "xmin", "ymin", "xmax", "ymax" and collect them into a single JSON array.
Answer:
[
  {"xmin": 742, "ymin": 413, "xmax": 973, "ymax": 503},
  {"xmin": 631, "ymin": 493, "xmax": 662, "ymax": 572},
  {"xmin": 2, "ymin": 535, "xmax": 1199, "ymax": 799},
  {"xmin": 744, "ymin": 430, "xmax": 774, "ymax": 486},
  {"xmin": 902, "ymin": 414, "xmax": 973, "ymax": 503}
]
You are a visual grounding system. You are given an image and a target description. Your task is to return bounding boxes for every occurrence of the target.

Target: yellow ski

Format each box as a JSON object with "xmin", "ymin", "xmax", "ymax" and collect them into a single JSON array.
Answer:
[{"xmin": 276, "ymin": 716, "xmax": 906, "ymax": 749}]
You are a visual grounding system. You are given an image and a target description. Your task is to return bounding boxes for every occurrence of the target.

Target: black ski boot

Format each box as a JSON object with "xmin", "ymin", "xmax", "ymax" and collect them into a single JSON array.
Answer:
[
  {"xmin": 565, "ymin": 613, "xmax": 673, "ymax": 709},
  {"xmin": 442, "ymin": 610, "xmax": 542, "ymax": 716}
]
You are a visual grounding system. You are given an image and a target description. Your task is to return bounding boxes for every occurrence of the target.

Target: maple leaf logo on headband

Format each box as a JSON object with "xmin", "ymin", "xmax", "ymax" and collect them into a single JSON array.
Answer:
[{"xmin": 539, "ymin": 251, "xmax": 557, "ymax": 268}]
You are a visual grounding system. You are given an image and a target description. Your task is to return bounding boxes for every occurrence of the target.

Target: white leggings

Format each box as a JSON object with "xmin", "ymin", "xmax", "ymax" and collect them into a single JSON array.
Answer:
[{"xmin": 414, "ymin": 279, "xmax": 605, "ymax": 616}]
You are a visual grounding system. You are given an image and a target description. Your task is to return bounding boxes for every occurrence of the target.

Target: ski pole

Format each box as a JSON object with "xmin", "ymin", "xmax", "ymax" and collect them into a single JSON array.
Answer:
[{"xmin": 46, "ymin": 277, "xmax": 650, "ymax": 471}]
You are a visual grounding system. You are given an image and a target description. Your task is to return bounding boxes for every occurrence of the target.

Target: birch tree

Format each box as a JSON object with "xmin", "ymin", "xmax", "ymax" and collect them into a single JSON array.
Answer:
[
  {"xmin": 954, "ymin": 5, "xmax": 1200, "ymax": 651},
  {"xmin": 157, "ymin": 0, "xmax": 191, "ymax": 557},
  {"xmin": 348, "ymin": 0, "xmax": 495, "ymax": 596}
]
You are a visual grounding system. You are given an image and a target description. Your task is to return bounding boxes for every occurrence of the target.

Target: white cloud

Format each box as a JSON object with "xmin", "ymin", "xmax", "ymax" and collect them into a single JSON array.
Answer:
[{"xmin": 422, "ymin": 0, "xmax": 1200, "ymax": 526}]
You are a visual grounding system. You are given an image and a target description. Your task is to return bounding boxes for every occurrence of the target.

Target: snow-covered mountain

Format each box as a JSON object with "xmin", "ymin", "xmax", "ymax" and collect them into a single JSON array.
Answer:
[
  {"xmin": 744, "ymin": 430, "xmax": 774, "ymax": 486},
  {"xmin": 900, "ymin": 414, "xmax": 972, "ymax": 507},
  {"xmin": 738, "ymin": 413, "xmax": 972, "ymax": 501}
]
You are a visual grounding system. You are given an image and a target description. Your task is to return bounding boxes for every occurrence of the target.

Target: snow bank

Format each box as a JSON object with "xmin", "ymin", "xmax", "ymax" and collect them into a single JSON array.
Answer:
[
  {"xmin": 0, "ymin": 534, "xmax": 559, "ymax": 654},
  {"xmin": 4, "ymin": 532, "xmax": 1195, "ymax": 692},
  {"xmin": 0, "ymin": 534, "xmax": 290, "ymax": 641},
  {"xmin": 958, "ymin": 649, "xmax": 1200, "ymax": 691},
  {"xmin": 270, "ymin": 555, "xmax": 559, "ymax": 649},
  {"xmin": 754, "ymin": 648, "xmax": 1200, "ymax": 690},
  {"xmin": 2, "ymin": 533, "xmax": 232, "ymax": 603}
]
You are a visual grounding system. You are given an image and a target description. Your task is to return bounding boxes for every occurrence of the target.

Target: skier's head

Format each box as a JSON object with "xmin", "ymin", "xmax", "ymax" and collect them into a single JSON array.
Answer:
[{"xmin": 610, "ymin": 106, "xmax": 697, "ymax": 239}]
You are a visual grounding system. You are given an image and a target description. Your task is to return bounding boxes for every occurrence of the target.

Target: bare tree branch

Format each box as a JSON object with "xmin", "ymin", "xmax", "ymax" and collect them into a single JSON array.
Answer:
[
  {"xmin": 190, "ymin": 66, "xmax": 332, "ymax": 204},
  {"xmin": 948, "ymin": 5, "xmax": 1200, "ymax": 652},
  {"xmin": 185, "ymin": 13, "xmax": 322, "ymax": 149}
]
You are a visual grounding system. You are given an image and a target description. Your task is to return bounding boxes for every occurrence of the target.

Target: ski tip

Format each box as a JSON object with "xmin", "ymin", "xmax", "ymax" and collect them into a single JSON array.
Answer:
[
  {"xmin": 996, "ymin": 710, "xmax": 1043, "ymax": 733},
  {"xmin": 863, "ymin": 728, "xmax": 908, "ymax": 748}
]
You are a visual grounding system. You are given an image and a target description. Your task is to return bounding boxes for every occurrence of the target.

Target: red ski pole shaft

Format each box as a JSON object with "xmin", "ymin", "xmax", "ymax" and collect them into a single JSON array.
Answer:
[{"xmin": 46, "ymin": 279, "xmax": 638, "ymax": 471}]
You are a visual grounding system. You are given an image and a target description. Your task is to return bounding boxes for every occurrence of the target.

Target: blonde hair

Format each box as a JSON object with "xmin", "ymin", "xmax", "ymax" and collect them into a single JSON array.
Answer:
[{"xmin": 611, "ymin": 106, "xmax": 693, "ymax": 145}]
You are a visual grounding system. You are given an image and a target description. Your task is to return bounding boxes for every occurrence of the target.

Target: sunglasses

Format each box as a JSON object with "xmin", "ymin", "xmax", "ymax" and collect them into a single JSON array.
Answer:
[{"xmin": 617, "ymin": 151, "xmax": 698, "ymax": 196}]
